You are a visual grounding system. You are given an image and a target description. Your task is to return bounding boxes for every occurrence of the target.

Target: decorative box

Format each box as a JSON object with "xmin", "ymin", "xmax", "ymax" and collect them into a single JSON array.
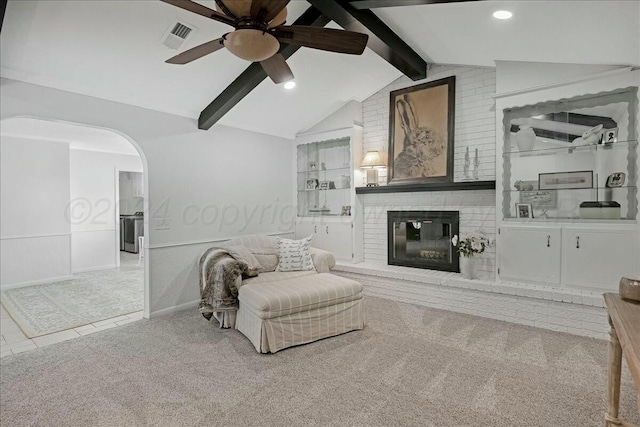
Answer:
[{"xmin": 579, "ymin": 201, "xmax": 621, "ymax": 219}]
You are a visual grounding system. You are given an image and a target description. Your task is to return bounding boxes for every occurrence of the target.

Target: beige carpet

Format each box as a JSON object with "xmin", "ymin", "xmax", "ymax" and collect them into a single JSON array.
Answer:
[{"xmin": 0, "ymin": 296, "xmax": 638, "ymax": 426}]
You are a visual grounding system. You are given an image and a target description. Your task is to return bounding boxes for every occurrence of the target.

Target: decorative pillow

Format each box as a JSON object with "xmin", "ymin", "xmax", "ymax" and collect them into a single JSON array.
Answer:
[
  {"xmin": 276, "ymin": 236, "xmax": 315, "ymax": 272},
  {"xmin": 223, "ymin": 245, "xmax": 262, "ymax": 277},
  {"xmin": 249, "ymin": 247, "xmax": 279, "ymax": 273}
]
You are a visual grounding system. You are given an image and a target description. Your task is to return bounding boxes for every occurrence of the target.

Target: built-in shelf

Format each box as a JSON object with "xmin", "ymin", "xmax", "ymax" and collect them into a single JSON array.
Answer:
[{"xmin": 356, "ymin": 180, "xmax": 496, "ymax": 194}]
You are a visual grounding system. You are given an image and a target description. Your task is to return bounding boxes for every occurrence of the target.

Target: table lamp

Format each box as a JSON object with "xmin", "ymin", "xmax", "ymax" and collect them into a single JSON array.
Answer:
[{"xmin": 361, "ymin": 151, "xmax": 385, "ymax": 186}]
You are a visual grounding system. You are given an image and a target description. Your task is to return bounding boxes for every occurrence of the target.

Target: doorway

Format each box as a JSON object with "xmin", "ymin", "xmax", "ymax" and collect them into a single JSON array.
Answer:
[{"xmin": 0, "ymin": 117, "xmax": 147, "ymax": 349}]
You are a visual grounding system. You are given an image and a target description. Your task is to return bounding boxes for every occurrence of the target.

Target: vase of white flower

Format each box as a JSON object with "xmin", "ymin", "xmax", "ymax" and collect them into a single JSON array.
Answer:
[
  {"xmin": 451, "ymin": 231, "xmax": 492, "ymax": 280},
  {"xmin": 459, "ymin": 255, "xmax": 477, "ymax": 279}
]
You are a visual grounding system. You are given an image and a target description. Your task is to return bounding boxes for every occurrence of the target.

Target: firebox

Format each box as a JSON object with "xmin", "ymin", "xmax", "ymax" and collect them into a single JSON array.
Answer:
[{"xmin": 387, "ymin": 211, "xmax": 460, "ymax": 272}]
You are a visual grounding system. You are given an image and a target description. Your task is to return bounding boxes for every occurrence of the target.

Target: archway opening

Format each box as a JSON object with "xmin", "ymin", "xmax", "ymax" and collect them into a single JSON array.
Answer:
[{"xmin": 0, "ymin": 117, "xmax": 149, "ymax": 344}]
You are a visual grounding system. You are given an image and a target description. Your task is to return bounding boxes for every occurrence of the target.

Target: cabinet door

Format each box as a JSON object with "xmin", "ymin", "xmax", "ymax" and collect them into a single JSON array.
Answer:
[
  {"xmin": 499, "ymin": 226, "xmax": 562, "ymax": 284},
  {"xmin": 562, "ymin": 228, "xmax": 640, "ymax": 291},
  {"xmin": 324, "ymin": 222, "xmax": 353, "ymax": 261},
  {"xmin": 131, "ymin": 173, "xmax": 144, "ymax": 198},
  {"xmin": 295, "ymin": 220, "xmax": 320, "ymax": 247}
]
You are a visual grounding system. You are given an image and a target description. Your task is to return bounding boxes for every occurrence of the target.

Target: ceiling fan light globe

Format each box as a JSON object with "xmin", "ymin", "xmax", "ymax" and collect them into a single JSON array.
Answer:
[
  {"xmin": 268, "ymin": 8, "xmax": 288, "ymax": 29},
  {"xmin": 216, "ymin": 0, "xmax": 252, "ymax": 18},
  {"xmin": 224, "ymin": 29, "xmax": 280, "ymax": 62}
]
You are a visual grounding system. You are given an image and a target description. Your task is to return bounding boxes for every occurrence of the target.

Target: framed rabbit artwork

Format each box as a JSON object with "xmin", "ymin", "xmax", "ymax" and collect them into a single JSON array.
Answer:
[{"xmin": 388, "ymin": 76, "xmax": 456, "ymax": 185}]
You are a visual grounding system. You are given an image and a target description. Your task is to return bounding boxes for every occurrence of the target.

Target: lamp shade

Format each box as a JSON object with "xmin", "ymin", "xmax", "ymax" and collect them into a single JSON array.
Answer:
[{"xmin": 361, "ymin": 151, "xmax": 385, "ymax": 168}]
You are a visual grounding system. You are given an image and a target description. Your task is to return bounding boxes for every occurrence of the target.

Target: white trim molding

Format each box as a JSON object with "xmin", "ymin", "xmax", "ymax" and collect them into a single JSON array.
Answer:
[{"xmin": 147, "ymin": 231, "xmax": 295, "ymax": 250}]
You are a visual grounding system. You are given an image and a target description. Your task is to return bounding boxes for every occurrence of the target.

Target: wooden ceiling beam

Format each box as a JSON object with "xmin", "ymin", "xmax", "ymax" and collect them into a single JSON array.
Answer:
[
  {"xmin": 306, "ymin": 0, "xmax": 427, "ymax": 81},
  {"xmin": 349, "ymin": 0, "xmax": 483, "ymax": 9},
  {"xmin": 0, "ymin": 0, "xmax": 8, "ymax": 34},
  {"xmin": 198, "ymin": 6, "xmax": 330, "ymax": 130}
]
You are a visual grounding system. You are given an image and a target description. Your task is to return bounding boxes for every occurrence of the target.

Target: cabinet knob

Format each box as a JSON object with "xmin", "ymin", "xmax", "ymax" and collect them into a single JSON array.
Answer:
[
  {"xmin": 547, "ymin": 235, "xmax": 550, "ymax": 247},
  {"xmin": 314, "ymin": 225, "xmax": 317, "ymax": 234},
  {"xmin": 326, "ymin": 226, "xmax": 329, "ymax": 234},
  {"xmin": 576, "ymin": 236, "xmax": 580, "ymax": 249}
]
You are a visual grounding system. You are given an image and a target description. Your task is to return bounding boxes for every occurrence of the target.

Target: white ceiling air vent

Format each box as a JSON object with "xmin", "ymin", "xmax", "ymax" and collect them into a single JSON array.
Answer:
[{"xmin": 162, "ymin": 22, "xmax": 195, "ymax": 50}]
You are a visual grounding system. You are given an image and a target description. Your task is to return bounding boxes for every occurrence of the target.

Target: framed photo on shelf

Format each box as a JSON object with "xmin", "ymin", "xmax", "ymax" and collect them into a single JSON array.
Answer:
[
  {"xmin": 603, "ymin": 128, "xmax": 618, "ymax": 144},
  {"xmin": 387, "ymin": 76, "xmax": 455, "ymax": 185},
  {"xmin": 515, "ymin": 203, "xmax": 533, "ymax": 219},
  {"xmin": 539, "ymin": 171, "xmax": 593, "ymax": 190},
  {"xmin": 306, "ymin": 179, "xmax": 318, "ymax": 190},
  {"xmin": 519, "ymin": 190, "xmax": 557, "ymax": 209},
  {"xmin": 318, "ymin": 181, "xmax": 330, "ymax": 190}
]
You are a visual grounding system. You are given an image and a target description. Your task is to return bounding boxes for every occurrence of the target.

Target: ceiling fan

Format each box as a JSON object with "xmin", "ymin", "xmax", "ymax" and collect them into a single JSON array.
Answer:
[{"xmin": 161, "ymin": 0, "xmax": 369, "ymax": 84}]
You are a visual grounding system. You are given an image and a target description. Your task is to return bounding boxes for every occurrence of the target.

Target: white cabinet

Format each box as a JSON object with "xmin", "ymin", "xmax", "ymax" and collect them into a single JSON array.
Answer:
[
  {"xmin": 499, "ymin": 225, "xmax": 561, "ymax": 284},
  {"xmin": 499, "ymin": 223, "xmax": 639, "ymax": 290},
  {"xmin": 295, "ymin": 219, "xmax": 355, "ymax": 262},
  {"xmin": 131, "ymin": 172, "xmax": 144, "ymax": 198},
  {"xmin": 562, "ymin": 226, "xmax": 640, "ymax": 291}
]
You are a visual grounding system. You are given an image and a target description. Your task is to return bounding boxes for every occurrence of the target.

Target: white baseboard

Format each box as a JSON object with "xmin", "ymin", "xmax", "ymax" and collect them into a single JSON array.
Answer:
[
  {"xmin": 1, "ymin": 275, "xmax": 75, "ymax": 291},
  {"xmin": 148, "ymin": 299, "xmax": 199, "ymax": 318},
  {"xmin": 72, "ymin": 264, "xmax": 117, "ymax": 274}
]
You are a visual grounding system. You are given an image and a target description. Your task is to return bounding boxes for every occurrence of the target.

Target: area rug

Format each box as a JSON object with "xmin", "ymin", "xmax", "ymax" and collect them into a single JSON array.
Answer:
[
  {"xmin": 1, "ymin": 296, "xmax": 638, "ymax": 426},
  {"xmin": 0, "ymin": 262, "xmax": 143, "ymax": 338}
]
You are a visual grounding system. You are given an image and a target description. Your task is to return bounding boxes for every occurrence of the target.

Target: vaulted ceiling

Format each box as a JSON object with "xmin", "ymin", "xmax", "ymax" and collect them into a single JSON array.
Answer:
[{"xmin": 1, "ymin": 1, "xmax": 638, "ymax": 138}]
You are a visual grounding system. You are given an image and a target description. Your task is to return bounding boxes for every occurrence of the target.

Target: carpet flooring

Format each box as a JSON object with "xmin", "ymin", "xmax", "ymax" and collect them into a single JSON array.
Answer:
[
  {"xmin": 1, "ymin": 296, "xmax": 638, "ymax": 426},
  {"xmin": 0, "ymin": 254, "xmax": 143, "ymax": 338}
]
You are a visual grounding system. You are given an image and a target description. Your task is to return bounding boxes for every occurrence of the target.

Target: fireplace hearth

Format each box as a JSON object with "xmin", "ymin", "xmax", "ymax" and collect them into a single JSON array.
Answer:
[{"xmin": 388, "ymin": 211, "xmax": 460, "ymax": 272}]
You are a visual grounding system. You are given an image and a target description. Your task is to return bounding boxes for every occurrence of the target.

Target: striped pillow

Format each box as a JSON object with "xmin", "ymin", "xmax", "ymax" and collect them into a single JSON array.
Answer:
[{"xmin": 275, "ymin": 236, "xmax": 315, "ymax": 272}]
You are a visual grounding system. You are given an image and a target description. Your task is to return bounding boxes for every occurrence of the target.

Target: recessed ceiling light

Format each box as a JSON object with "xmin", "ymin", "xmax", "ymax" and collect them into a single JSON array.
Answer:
[
  {"xmin": 284, "ymin": 81, "xmax": 296, "ymax": 90},
  {"xmin": 493, "ymin": 10, "xmax": 512, "ymax": 20}
]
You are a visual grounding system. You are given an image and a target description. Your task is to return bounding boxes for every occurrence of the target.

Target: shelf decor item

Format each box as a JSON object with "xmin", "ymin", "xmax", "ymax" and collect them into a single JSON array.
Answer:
[
  {"xmin": 515, "ymin": 125, "xmax": 536, "ymax": 151},
  {"xmin": 319, "ymin": 181, "xmax": 329, "ymax": 190},
  {"xmin": 451, "ymin": 232, "xmax": 492, "ymax": 279},
  {"xmin": 306, "ymin": 179, "xmax": 319, "ymax": 190},
  {"xmin": 539, "ymin": 170, "xmax": 593, "ymax": 190},
  {"xmin": 388, "ymin": 76, "xmax": 455, "ymax": 185},
  {"xmin": 360, "ymin": 150, "xmax": 385, "ymax": 186},
  {"xmin": 515, "ymin": 203, "xmax": 533, "ymax": 219},
  {"xmin": 603, "ymin": 128, "xmax": 618, "ymax": 144}
]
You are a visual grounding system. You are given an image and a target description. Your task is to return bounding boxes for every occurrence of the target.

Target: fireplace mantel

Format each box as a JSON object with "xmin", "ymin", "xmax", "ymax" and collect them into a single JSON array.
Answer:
[{"xmin": 355, "ymin": 180, "xmax": 495, "ymax": 194}]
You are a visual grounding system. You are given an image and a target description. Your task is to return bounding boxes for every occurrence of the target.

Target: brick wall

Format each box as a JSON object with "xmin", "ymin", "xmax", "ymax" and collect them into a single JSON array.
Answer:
[
  {"xmin": 360, "ymin": 64, "xmax": 498, "ymax": 279},
  {"xmin": 361, "ymin": 190, "xmax": 496, "ymax": 280},
  {"xmin": 362, "ymin": 64, "xmax": 497, "ymax": 185}
]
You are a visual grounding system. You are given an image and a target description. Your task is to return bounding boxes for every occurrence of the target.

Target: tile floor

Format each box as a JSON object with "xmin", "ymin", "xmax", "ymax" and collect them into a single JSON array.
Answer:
[{"xmin": 1, "ymin": 252, "xmax": 144, "ymax": 358}]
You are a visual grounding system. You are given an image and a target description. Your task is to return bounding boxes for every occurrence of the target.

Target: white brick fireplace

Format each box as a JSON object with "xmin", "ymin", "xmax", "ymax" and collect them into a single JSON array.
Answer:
[{"xmin": 333, "ymin": 63, "xmax": 609, "ymax": 341}]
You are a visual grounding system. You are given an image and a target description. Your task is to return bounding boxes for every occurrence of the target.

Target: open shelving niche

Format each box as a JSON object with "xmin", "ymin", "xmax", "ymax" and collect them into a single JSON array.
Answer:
[
  {"xmin": 495, "ymin": 67, "xmax": 640, "ymax": 292},
  {"xmin": 293, "ymin": 125, "xmax": 364, "ymax": 262},
  {"xmin": 501, "ymin": 88, "xmax": 638, "ymax": 222}
]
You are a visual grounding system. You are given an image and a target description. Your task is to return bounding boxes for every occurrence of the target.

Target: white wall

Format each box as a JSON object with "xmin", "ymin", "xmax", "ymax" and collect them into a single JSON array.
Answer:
[
  {"xmin": 69, "ymin": 149, "xmax": 142, "ymax": 272},
  {"xmin": 0, "ymin": 136, "xmax": 72, "ymax": 288},
  {"xmin": 303, "ymin": 100, "xmax": 363, "ymax": 134},
  {"xmin": 494, "ymin": 61, "xmax": 624, "ymax": 96},
  {"xmin": 1, "ymin": 78, "xmax": 295, "ymax": 316}
]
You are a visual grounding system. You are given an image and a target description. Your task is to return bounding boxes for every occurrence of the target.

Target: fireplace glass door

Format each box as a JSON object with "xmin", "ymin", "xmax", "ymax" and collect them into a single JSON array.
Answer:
[{"xmin": 388, "ymin": 211, "xmax": 459, "ymax": 272}]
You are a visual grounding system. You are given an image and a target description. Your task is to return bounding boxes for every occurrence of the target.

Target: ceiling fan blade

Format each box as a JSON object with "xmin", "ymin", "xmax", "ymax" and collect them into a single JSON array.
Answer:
[
  {"xmin": 251, "ymin": 0, "xmax": 290, "ymax": 23},
  {"xmin": 274, "ymin": 26, "xmax": 368, "ymax": 55},
  {"xmin": 166, "ymin": 38, "xmax": 225, "ymax": 64},
  {"xmin": 260, "ymin": 54, "xmax": 294, "ymax": 84},
  {"xmin": 160, "ymin": 0, "xmax": 235, "ymax": 26}
]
